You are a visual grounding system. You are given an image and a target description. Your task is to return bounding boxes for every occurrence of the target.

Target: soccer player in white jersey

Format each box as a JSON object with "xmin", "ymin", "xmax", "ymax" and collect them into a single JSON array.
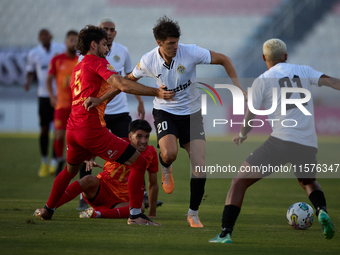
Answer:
[
  {"xmin": 25, "ymin": 29, "xmax": 66, "ymax": 177},
  {"xmin": 209, "ymin": 38, "xmax": 339, "ymax": 243},
  {"xmin": 127, "ymin": 16, "xmax": 246, "ymax": 227},
  {"xmin": 99, "ymin": 18, "xmax": 145, "ymax": 134},
  {"xmin": 76, "ymin": 18, "xmax": 147, "ymax": 210}
]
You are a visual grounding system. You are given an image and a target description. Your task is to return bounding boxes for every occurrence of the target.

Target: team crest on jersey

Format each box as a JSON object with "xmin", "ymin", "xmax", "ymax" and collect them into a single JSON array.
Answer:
[
  {"xmin": 113, "ymin": 54, "xmax": 120, "ymax": 62},
  {"xmin": 107, "ymin": 149, "xmax": 118, "ymax": 158},
  {"xmin": 107, "ymin": 64, "xmax": 115, "ymax": 72},
  {"xmin": 177, "ymin": 64, "xmax": 186, "ymax": 74}
]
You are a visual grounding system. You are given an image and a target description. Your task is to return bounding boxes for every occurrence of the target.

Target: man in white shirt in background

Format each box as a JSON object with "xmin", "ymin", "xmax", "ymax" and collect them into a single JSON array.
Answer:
[{"xmin": 25, "ymin": 29, "xmax": 65, "ymax": 177}]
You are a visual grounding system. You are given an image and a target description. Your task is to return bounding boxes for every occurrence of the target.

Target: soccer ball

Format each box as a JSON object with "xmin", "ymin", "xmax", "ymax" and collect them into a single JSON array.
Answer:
[{"xmin": 286, "ymin": 202, "xmax": 314, "ymax": 230}]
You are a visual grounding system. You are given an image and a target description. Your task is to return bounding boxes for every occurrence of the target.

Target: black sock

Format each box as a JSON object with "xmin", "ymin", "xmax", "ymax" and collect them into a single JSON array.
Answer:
[
  {"xmin": 221, "ymin": 204, "xmax": 241, "ymax": 235},
  {"xmin": 55, "ymin": 159, "xmax": 65, "ymax": 177},
  {"xmin": 189, "ymin": 176, "xmax": 206, "ymax": 211},
  {"xmin": 79, "ymin": 163, "xmax": 92, "ymax": 179},
  {"xmin": 44, "ymin": 205, "xmax": 55, "ymax": 214},
  {"xmin": 309, "ymin": 190, "xmax": 327, "ymax": 216},
  {"xmin": 158, "ymin": 152, "xmax": 171, "ymax": 168},
  {"xmin": 52, "ymin": 147, "xmax": 57, "ymax": 160},
  {"xmin": 40, "ymin": 134, "xmax": 49, "ymax": 156}
]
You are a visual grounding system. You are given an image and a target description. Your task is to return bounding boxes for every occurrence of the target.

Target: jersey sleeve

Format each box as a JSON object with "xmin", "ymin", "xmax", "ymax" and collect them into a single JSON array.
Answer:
[
  {"xmin": 193, "ymin": 45, "xmax": 211, "ymax": 65},
  {"xmin": 305, "ymin": 65, "xmax": 324, "ymax": 86},
  {"xmin": 124, "ymin": 50, "xmax": 133, "ymax": 74},
  {"xmin": 48, "ymin": 55, "xmax": 57, "ymax": 76},
  {"xmin": 132, "ymin": 56, "xmax": 153, "ymax": 79},
  {"xmin": 26, "ymin": 50, "xmax": 35, "ymax": 72},
  {"xmin": 146, "ymin": 146, "xmax": 159, "ymax": 174},
  {"xmin": 94, "ymin": 58, "xmax": 117, "ymax": 80}
]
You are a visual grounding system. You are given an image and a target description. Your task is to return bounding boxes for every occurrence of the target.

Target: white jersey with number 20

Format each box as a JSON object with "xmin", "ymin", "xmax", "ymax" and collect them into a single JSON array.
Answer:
[{"xmin": 132, "ymin": 43, "xmax": 211, "ymax": 115}]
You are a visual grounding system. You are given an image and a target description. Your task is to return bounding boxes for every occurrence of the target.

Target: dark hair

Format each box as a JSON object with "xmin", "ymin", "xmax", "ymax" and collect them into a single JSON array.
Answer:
[
  {"xmin": 153, "ymin": 15, "xmax": 181, "ymax": 41},
  {"xmin": 66, "ymin": 30, "xmax": 78, "ymax": 38},
  {"xmin": 77, "ymin": 25, "xmax": 108, "ymax": 55},
  {"xmin": 39, "ymin": 28, "xmax": 51, "ymax": 35},
  {"xmin": 129, "ymin": 119, "xmax": 152, "ymax": 133}
]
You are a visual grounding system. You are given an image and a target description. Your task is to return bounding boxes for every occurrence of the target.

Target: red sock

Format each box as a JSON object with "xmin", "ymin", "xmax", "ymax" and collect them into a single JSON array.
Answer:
[
  {"xmin": 99, "ymin": 206, "xmax": 130, "ymax": 218},
  {"xmin": 127, "ymin": 154, "xmax": 147, "ymax": 209},
  {"xmin": 55, "ymin": 181, "xmax": 83, "ymax": 208},
  {"xmin": 54, "ymin": 139, "xmax": 64, "ymax": 158},
  {"xmin": 46, "ymin": 167, "xmax": 77, "ymax": 209}
]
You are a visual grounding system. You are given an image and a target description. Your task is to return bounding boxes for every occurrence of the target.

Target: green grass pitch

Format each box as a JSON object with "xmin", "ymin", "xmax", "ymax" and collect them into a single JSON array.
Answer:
[{"xmin": 0, "ymin": 134, "xmax": 339, "ymax": 254}]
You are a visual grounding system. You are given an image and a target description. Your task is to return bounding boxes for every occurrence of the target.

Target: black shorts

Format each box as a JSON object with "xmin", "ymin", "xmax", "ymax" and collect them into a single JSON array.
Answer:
[
  {"xmin": 104, "ymin": 112, "xmax": 132, "ymax": 138},
  {"xmin": 153, "ymin": 109, "xmax": 205, "ymax": 148},
  {"xmin": 246, "ymin": 136, "xmax": 318, "ymax": 182},
  {"xmin": 38, "ymin": 97, "xmax": 54, "ymax": 126}
]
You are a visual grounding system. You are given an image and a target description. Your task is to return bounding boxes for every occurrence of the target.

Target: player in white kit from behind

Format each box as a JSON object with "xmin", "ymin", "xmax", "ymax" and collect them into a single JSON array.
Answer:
[{"xmin": 209, "ymin": 38, "xmax": 339, "ymax": 243}]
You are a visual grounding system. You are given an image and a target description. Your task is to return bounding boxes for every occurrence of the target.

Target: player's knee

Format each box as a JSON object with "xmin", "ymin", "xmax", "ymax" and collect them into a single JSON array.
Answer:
[
  {"xmin": 161, "ymin": 151, "xmax": 177, "ymax": 164},
  {"xmin": 40, "ymin": 126, "xmax": 49, "ymax": 135},
  {"xmin": 79, "ymin": 175, "xmax": 99, "ymax": 190},
  {"xmin": 231, "ymin": 177, "xmax": 250, "ymax": 191},
  {"xmin": 298, "ymin": 178, "xmax": 316, "ymax": 186},
  {"xmin": 54, "ymin": 132, "xmax": 64, "ymax": 141}
]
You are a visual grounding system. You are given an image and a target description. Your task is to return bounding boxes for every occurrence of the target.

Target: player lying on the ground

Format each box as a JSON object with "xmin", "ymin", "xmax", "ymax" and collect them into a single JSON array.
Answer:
[
  {"xmin": 47, "ymin": 120, "xmax": 162, "ymax": 220},
  {"xmin": 209, "ymin": 38, "xmax": 339, "ymax": 244}
]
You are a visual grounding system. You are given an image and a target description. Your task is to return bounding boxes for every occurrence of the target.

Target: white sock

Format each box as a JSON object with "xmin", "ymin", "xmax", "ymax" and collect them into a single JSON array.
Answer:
[
  {"xmin": 50, "ymin": 158, "xmax": 57, "ymax": 166},
  {"xmin": 57, "ymin": 157, "xmax": 65, "ymax": 163},
  {"xmin": 188, "ymin": 208, "xmax": 198, "ymax": 215},
  {"xmin": 130, "ymin": 208, "xmax": 142, "ymax": 216},
  {"xmin": 41, "ymin": 156, "xmax": 48, "ymax": 164},
  {"xmin": 80, "ymin": 193, "xmax": 83, "ymax": 200}
]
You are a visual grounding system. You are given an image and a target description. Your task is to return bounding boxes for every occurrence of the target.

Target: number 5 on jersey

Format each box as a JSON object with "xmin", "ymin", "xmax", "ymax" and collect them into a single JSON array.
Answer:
[{"xmin": 74, "ymin": 70, "xmax": 82, "ymax": 96}]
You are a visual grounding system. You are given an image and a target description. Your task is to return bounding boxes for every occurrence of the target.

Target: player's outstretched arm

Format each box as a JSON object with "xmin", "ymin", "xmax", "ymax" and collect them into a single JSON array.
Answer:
[
  {"xmin": 83, "ymin": 74, "xmax": 174, "ymax": 111},
  {"xmin": 210, "ymin": 51, "xmax": 247, "ymax": 99},
  {"xmin": 124, "ymin": 73, "xmax": 146, "ymax": 119},
  {"xmin": 318, "ymin": 74, "xmax": 340, "ymax": 90},
  {"xmin": 107, "ymin": 74, "xmax": 175, "ymax": 99},
  {"xmin": 83, "ymin": 86, "xmax": 121, "ymax": 111},
  {"xmin": 125, "ymin": 72, "xmax": 140, "ymax": 82}
]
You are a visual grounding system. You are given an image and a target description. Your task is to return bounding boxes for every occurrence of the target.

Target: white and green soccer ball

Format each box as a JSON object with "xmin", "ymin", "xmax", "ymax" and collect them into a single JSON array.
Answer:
[{"xmin": 286, "ymin": 202, "xmax": 314, "ymax": 230}]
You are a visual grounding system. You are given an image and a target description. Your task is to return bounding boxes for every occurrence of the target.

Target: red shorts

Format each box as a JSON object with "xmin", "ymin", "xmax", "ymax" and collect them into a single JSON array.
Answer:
[
  {"xmin": 66, "ymin": 128, "xmax": 130, "ymax": 165},
  {"xmin": 83, "ymin": 178, "xmax": 129, "ymax": 210},
  {"xmin": 54, "ymin": 108, "xmax": 71, "ymax": 130}
]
